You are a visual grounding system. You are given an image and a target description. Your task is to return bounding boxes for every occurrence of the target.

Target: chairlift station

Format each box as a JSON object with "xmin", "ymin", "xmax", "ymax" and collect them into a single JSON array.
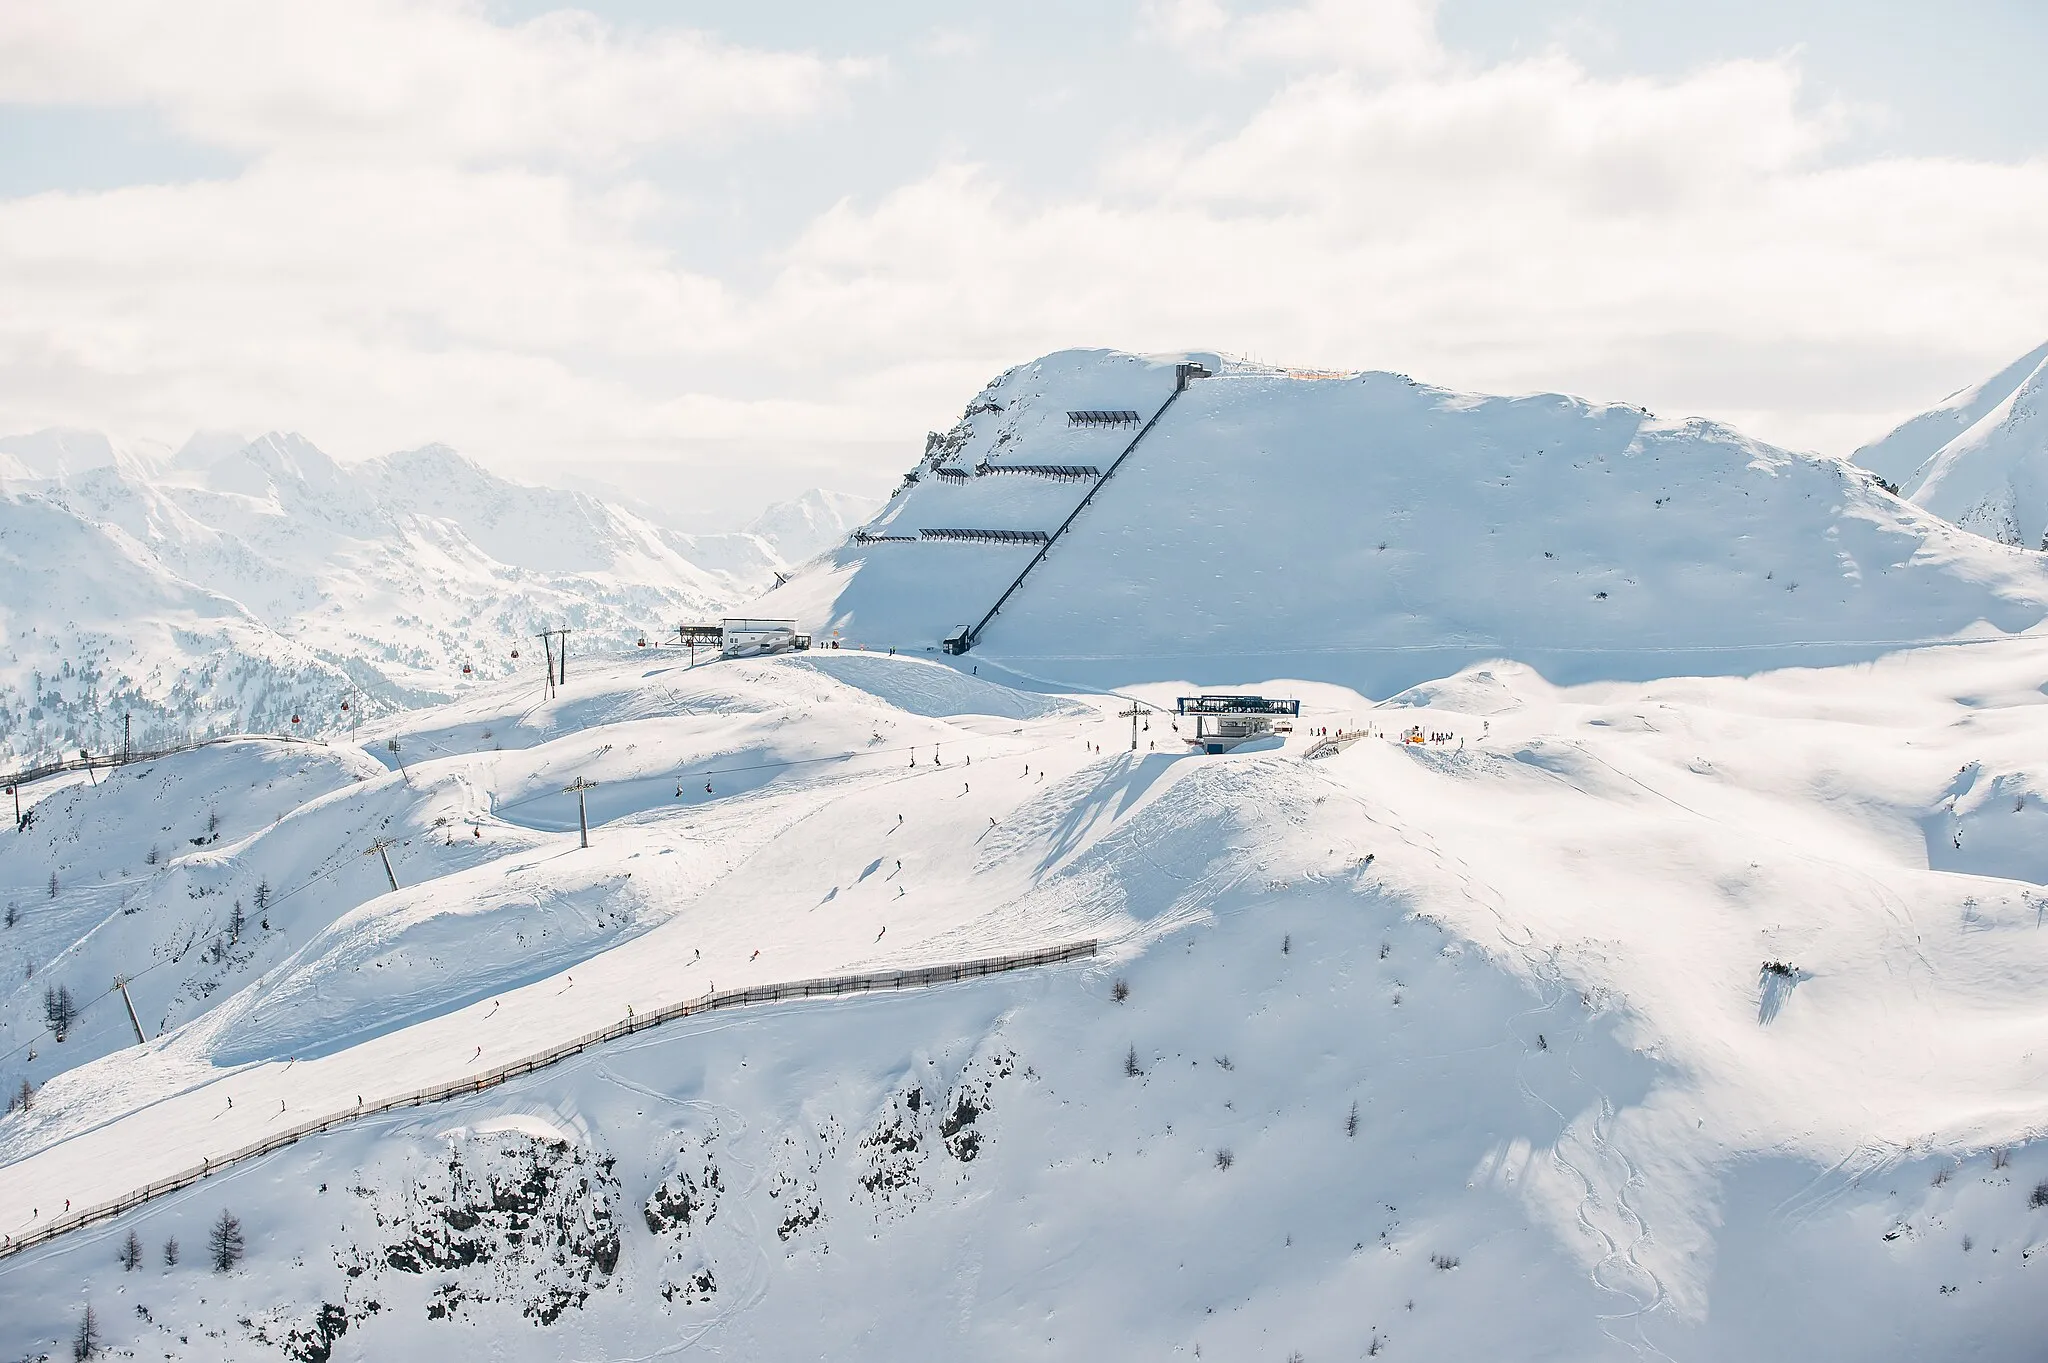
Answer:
[
  {"xmin": 678, "ymin": 618, "xmax": 813, "ymax": 659},
  {"xmin": 1177, "ymin": 694, "xmax": 1300, "ymax": 753}
]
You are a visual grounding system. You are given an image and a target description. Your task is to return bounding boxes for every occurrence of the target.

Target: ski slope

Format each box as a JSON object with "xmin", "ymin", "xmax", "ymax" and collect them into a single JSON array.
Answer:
[
  {"xmin": 3, "ymin": 638, "xmax": 2048, "ymax": 1358},
  {"xmin": 5, "ymin": 348, "xmax": 2048, "ymax": 1359}
]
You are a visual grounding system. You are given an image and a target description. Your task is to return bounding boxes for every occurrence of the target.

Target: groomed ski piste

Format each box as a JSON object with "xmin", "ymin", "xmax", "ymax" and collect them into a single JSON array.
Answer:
[{"xmin": 4, "ymin": 348, "xmax": 2048, "ymax": 1359}]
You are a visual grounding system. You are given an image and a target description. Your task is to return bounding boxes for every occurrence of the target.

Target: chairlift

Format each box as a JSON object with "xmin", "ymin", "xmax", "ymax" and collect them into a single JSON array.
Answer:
[
  {"xmin": 290, "ymin": 714, "xmax": 301, "ymax": 725},
  {"xmin": 462, "ymin": 663, "xmax": 473, "ymax": 675},
  {"xmin": 511, "ymin": 648, "xmax": 521, "ymax": 659},
  {"xmin": 637, "ymin": 636, "xmax": 648, "ymax": 648},
  {"xmin": 341, "ymin": 700, "xmax": 351, "ymax": 712}
]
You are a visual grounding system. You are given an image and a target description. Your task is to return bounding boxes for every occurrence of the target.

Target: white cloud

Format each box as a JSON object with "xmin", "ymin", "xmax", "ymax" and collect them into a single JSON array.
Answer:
[
  {"xmin": 0, "ymin": 1, "xmax": 862, "ymax": 165},
  {"xmin": 759, "ymin": 51, "xmax": 2048, "ymax": 455},
  {"xmin": 0, "ymin": 2, "xmax": 2043, "ymax": 518},
  {"xmin": 1141, "ymin": 0, "xmax": 1445, "ymax": 75}
]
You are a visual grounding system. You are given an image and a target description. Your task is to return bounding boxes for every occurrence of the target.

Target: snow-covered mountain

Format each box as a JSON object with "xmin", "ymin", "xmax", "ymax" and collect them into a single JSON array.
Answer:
[
  {"xmin": 763, "ymin": 349, "xmax": 2048, "ymax": 692},
  {"xmin": 0, "ymin": 432, "xmax": 845, "ymax": 766},
  {"xmin": 5, "ymin": 350, "xmax": 2048, "ymax": 1360},
  {"xmin": 0, "ymin": 428, "xmax": 167, "ymax": 485},
  {"xmin": 744, "ymin": 487, "xmax": 883, "ymax": 564},
  {"xmin": 1854, "ymin": 341, "xmax": 2048, "ymax": 549}
]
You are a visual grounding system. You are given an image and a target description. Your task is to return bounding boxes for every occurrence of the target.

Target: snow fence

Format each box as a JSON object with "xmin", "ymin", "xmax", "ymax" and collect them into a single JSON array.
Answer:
[{"xmin": 0, "ymin": 938, "xmax": 1099, "ymax": 1260}]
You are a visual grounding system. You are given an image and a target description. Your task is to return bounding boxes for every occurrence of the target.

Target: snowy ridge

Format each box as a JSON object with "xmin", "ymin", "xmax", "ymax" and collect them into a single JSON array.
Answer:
[
  {"xmin": 762, "ymin": 349, "xmax": 2048, "ymax": 693},
  {"xmin": 1855, "ymin": 342, "xmax": 2048, "ymax": 550},
  {"xmin": 1854, "ymin": 341, "xmax": 2048, "ymax": 489}
]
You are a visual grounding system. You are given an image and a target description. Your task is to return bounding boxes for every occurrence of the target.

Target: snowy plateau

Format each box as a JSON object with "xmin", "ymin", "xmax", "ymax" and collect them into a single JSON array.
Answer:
[{"xmin": 3, "ymin": 347, "xmax": 2048, "ymax": 1360}]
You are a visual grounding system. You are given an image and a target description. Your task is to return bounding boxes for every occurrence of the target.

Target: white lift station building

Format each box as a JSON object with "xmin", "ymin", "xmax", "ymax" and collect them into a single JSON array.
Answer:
[{"xmin": 1176, "ymin": 694, "xmax": 1300, "ymax": 753}]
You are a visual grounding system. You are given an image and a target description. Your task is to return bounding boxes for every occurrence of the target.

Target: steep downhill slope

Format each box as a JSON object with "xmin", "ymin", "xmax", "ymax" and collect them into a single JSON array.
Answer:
[
  {"xmin": 764, "ymin": 350, "xmax": 2048, "ymax": 693},
  {"xmin": 1854, "ymin": 343, "xmax": 2048, "ymax": 550}
]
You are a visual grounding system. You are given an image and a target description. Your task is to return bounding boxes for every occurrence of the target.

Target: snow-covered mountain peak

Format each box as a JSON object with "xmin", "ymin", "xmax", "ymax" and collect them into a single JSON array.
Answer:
[
  {"xmin": 202, "ymin": 431, "xmax": 353, "ymax": 506},
  {"xmin": 759, "ymin": 347, "xmax": 2048, "ymax": 693},
  {"xmin": 1855, "ymin": 340, "xmax": 2048, "ymax": 489},
  {"xmin": 0, "ymin": 427, "xmax": 166, "ymax": 485},
  {"xmin": 744, "ymin": 487, "xmax": 884, "ymax": 564},
  {"xmin": 1854, "ymin": 342, "xmax": 2048, "ymax": 550},
  {"xmin": 370, "ymin": 440, "xmax": 497, "ymax": 493}
]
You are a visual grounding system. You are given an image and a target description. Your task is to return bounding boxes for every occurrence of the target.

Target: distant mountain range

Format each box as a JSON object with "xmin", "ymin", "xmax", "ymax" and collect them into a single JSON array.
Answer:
[{"xmin": 0, "ymin": 429, "xmax": 879, "ymax": 765}]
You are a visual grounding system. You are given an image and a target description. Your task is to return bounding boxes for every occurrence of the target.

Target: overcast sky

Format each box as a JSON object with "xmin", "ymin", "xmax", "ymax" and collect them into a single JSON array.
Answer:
[{"xmin": 1, "ymin": 0, "xmax": 2043, "ymax": 525}]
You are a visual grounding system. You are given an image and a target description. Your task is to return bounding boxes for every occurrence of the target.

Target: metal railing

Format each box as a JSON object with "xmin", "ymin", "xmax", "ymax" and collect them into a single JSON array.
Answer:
[
  {"xmin": 2, "ymin": 733, "xmax": 326, "ymax": 799},
  {"xmin": 0, "ymin": 938, "xmax": 1098, "ymax": 1260},
  {"xmin": 1301, "ymin": 729, "xmax": 1370, "ymax": 761}
]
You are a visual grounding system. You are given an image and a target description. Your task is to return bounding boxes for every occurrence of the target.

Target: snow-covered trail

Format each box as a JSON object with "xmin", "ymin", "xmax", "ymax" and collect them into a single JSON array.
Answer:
[
  {"xmin": 0, "ymin": 658, "xmax": 1169, "ymax": 1241},
  {"xmin": 7, "ymin": 638, "xmax": 2048, "ymax": 1357}
]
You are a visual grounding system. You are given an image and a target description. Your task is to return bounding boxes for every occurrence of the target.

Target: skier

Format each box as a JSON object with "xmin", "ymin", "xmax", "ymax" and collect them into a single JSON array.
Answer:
[
  {"xmin": 706, "ymin": 781, "xmax": 713, "ymax": 794},
  {"xmin": 750, "ymin": 949, "xmax": 760, "ymax": 961}
]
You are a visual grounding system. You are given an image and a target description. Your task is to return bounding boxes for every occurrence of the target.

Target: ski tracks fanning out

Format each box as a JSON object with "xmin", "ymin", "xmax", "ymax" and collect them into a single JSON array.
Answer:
[
  {"xmin": 591, "ymin": 1058, "xmax": 773, "ymax": 1361},
  {"xmin": 1505, "ymin": 949, "xmax": 1673, "ymax": 1362}
]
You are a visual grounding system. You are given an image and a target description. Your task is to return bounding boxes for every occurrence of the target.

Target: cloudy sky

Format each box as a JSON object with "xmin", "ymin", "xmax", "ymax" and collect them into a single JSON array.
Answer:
[{"xmin": 1, "ymin": 0, "xmax": 2043, "ymax": 524}]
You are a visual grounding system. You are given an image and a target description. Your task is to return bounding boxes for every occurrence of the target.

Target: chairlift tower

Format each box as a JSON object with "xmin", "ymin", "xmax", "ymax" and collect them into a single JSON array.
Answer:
[
  {"xmin": 1117, "ymin": 700, "xmax": 1160, "ymax": 752},
  {"xmin": 564, "ymin": 776, "xmax": 599, "ymax": 848},
  {"xmin": 365, "ymin": 837, "xmax": 401, "ymax": 892},
  {"xmin": 533, "ymin": 628, "xmax": 573, "ymax": 699}
]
